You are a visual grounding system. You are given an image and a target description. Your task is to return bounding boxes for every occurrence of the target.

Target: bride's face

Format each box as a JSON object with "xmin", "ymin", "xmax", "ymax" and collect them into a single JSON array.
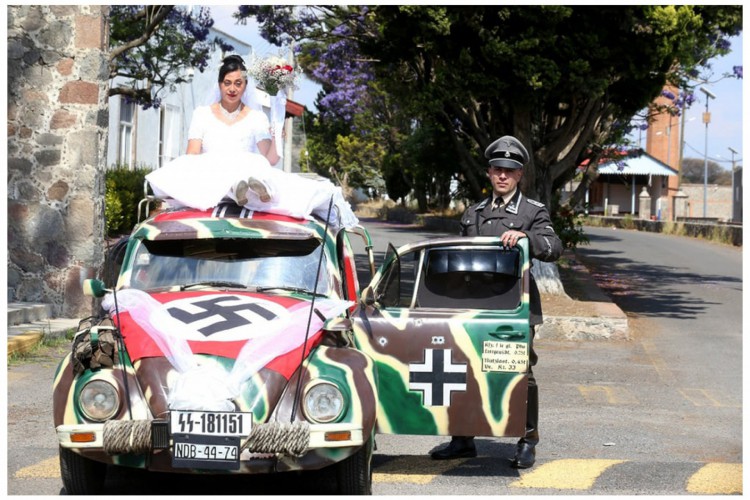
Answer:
[{"xmin": 220, "ymin": 70, "xmax": 247, "ymax": 107}]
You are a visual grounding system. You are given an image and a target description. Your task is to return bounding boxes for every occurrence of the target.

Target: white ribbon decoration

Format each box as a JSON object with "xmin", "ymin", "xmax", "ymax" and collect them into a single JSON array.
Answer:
[
  {"xmin": 270, "ymin": 92, "xmax": 287, "ymax": 163},
  {"xmin": 103, "ymin": 289, "xmax": 353, "ymax": 411}
]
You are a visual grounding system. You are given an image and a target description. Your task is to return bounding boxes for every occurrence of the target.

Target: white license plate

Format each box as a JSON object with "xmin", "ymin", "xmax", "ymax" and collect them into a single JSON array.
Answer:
[
  {"xmin": 172, "ymin": 434, "xmax": 241, "ymax": 470},
  {"xmin": 173, "ymin": 442, "xmax": 238, "ymax": 461},
  {"xmin": 170, "ymin": 410, "xmax": 252, "ymax": 437}
]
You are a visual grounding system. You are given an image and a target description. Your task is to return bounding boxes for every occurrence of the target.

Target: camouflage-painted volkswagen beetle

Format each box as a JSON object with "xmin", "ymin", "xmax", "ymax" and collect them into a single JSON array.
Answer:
[
  {"xmin": 54, "ymin": 203, "xmax": 378, "ymax": 494},
  {"xmin": 53, "ymin": 202, "xmax": 532, "ymax": 495}
]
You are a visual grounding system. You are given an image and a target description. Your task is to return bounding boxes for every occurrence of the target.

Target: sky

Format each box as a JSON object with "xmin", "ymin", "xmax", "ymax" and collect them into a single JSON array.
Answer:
[{"xmin": 209, "ymin": 6, "xmax": 745, "ymax": 170}]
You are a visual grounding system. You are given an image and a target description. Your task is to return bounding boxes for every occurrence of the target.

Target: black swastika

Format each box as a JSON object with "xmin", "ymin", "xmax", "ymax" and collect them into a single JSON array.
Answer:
[{"xmin": 168, "ymin": 297, "xmax": 278, "ymax": 336}]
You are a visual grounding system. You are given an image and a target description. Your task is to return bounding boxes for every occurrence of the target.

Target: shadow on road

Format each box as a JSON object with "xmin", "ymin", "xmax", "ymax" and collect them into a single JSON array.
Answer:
[{"xmin": 574, "ymin": 233, "xmax": 741, "ymax": 320}]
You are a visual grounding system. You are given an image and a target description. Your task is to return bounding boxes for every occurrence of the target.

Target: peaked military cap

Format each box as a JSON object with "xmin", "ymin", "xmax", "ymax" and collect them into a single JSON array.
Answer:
[{"xmin": 485, "ymin": 135, "xmax": 529, "ymax": 169}]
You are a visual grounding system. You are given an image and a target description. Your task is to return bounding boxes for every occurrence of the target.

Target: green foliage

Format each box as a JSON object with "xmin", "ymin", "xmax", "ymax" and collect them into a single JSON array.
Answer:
[
  {"xmin": 621, "ymin": 214, "xmax": 636, "ymax": 230},
  {"xmin": 108, "ymin": 6, "xmax": 231, "ymax": 109},
  {"xmin": 681, "ymin": 158, "xmax": 733, "ymax": 185},
  {"xmin": 247, "ymin": 6, "xmax": 742, "ymax": 209},
  {"xmin": 104, "ymin": 177, "xmax": 124, "ymax": 236},
  {"xmin": 551, "ymin": 201, "xmax": 589, "ymax": 251},
  {"xmin": 105, "ymin": 166, "xmax": 150, "ymax": 237},
  {"xmin": 303, "ymin": 82, "xmax": 392, "ymax": 196},
  {"xmin": 335, "ymin": 133, "xmax": 387, "ymax": 191}
]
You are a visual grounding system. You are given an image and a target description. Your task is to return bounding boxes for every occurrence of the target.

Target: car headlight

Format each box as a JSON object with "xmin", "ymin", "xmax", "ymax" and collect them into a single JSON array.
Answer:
[
  {"xmin": 79, "ymin": 380, "xmax": 120, "ymax": 421},
  {"xmin": 303, "ymin": 382, "xmax": 345, "ymax": 423}
]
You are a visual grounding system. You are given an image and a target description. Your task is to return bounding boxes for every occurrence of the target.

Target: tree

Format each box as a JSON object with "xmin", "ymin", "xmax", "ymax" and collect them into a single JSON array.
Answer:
[
  {"xmin": 681, "ymin": 158, "xmax": 732, "ymax": 185},
  {"xmin": 236, "ymin": 5, "xmax": 741, "ymax": 209},
  {"xmin": 109, "ymin": 6, "xmax": 233, "ymax": 109}
]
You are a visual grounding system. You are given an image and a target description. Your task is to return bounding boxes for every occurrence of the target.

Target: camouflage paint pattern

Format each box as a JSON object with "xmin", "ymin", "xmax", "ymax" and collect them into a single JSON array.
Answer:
[
  {"xmin": 53, "ymin": 207, "xmax": 377, "ymax": 474},
  {"xmin": 53, "ymin": 319, "xmax": 379, "ymax": 474},
  {"xmin": 117, "ymin": 210, "xmax": 346, "ymax": 293},
  {"xmin": 351, "ymin": 237, "xmax": 531, "ymax": 438}
]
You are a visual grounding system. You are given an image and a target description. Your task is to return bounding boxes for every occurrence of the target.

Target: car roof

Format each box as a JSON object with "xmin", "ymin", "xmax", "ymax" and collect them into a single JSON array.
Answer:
[{"xmin": 133, "ymin": 205, "xmax": 329, "ymax": 242}]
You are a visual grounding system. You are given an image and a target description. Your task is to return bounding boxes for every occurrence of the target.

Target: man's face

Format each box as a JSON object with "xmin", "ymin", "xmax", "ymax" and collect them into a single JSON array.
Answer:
[{"xmin": 487, "ymin": 166, "xmax": 523, "ymax": 197}]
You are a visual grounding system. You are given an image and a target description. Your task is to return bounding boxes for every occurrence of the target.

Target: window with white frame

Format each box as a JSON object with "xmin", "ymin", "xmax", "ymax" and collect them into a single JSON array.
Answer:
[
  {"xmin": 118, "ymin": 99, "xmax": 135, "ymax": 168},
  {"xmin": 159, "ymin": 104, "xmax": 181, "ymax": 167}
]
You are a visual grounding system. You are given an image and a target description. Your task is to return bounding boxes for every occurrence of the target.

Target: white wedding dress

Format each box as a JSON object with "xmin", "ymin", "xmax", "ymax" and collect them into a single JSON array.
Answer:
[{"xmin": 145, "ymin": 106, "xmax": 359, "ymax": 229}]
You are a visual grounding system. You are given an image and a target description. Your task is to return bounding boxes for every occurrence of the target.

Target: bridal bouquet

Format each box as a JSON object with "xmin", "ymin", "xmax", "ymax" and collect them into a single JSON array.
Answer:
[{"xmin": 248, "ymin": 55, "xmax": 301, "ymax": 97}]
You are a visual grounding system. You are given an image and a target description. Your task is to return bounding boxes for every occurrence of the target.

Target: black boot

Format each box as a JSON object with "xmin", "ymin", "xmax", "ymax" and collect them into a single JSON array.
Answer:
[
  {"xmin": 511, "ymin": 376, "xmax": 538, "ymax": 469},
  {"xmin": 430, "ymin": 436, "xmax": 477, "ymax": 460}
]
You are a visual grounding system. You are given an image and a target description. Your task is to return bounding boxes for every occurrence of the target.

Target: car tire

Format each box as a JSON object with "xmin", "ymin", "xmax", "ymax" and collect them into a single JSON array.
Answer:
[
  {"xmin": 335, "ymin": 438, "xmax": 373, "ymax": 495},
  {"xmin": 59, "ymin": 446, "xmax": 107, "ymax": 495}
]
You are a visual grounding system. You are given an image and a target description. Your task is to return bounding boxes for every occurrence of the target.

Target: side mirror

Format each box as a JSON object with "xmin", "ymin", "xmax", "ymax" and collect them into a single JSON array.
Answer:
[
  {"xmin": 359, "ymin": 286, "xmax": 376, "ymax": 307},
  {"xmin": 83, "ymin": 279, "xmax": 109, "ymax": 298}
]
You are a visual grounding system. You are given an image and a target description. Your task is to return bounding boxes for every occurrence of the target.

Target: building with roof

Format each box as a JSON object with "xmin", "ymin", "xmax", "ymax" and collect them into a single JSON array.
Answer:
[
  {"xmin": 582, "ymin": 150, "xmax": 678, "ymax": 219},
  {"xmin": 573, "ymin": 84, "xmax": 740, "ymax": 222}
]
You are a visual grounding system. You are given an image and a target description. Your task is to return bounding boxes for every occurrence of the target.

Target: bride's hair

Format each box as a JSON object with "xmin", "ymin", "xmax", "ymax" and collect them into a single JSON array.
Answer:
[
  {"xmin": 204, "ymin": 54, "xmax": 259, "ymax": 110},
  {"xmin": 219, "ymin": 55, "xmax": 247, "ymax": 82}
]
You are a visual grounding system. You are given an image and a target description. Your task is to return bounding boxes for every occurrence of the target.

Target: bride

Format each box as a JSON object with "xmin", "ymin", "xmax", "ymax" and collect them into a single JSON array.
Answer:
[{"xmin": 146, "ymin": 55, "xmax": 358, "ymax": 229}]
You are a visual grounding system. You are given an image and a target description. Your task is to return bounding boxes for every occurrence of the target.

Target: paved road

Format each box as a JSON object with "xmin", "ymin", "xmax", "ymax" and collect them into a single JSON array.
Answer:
[
  {"xmin": 360, "ymin": 221, "xmax": 743, "ymax": 495},
  {"xmin": 7, "ymin": 222, "xmax": 742, "ymax": 495}
]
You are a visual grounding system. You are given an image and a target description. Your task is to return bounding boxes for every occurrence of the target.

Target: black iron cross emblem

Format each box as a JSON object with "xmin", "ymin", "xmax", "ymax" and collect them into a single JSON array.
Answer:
[{"xmin": 409, "ymin": 348, "xmax": 467, "ymax": 406}]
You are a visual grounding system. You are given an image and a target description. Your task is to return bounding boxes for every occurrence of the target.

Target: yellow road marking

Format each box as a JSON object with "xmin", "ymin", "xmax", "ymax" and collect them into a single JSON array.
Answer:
[
  {"xmin": 7, "ymin": 371, "xmax": 31, "ymax": 382},
  {"xmin": 510, "ymin": 459, "xmax": 626, "ymax": 489},
  {"xmin": 640, "ymin": 340, "xmax": 675, "ymax": 383},
  {"xmin": 14, "ymin": 456, "xmax": 60, "ymax": 478},
  {"xmin": 374, "ymin": 455, "xmax": 467, "ymax": 484},
  {"xmin": 686, "ymin": 463, "xmax": 742, "ymax": 494},
  {"xmin": 679, "ymin": 388, "xmax": 740, "ymax": 408},
  {"xmin": 578, "ymin": 385, "xmax": 638, "ymax": 405}
]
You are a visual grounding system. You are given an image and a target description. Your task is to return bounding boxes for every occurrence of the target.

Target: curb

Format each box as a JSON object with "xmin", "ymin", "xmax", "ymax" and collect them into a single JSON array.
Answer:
[
  {"xmin": 7, "ymin": 331, "xmax": 45, "ymax": 358},
  {"xmin": 537, "ymin": 255, "xmax": 629, "ymax": 341},
  {"xmin": 7, "ymin": 318, "xmax": 81, "ymax": 359},
  {"xmin": 538, "ymin": 312, "xmax": 629, "ymax": 341}
]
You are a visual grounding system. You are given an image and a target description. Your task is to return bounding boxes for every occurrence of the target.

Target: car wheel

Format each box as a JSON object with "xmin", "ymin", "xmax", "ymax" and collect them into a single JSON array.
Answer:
[
  {"xmin": 335, "ymin": 439, "xmax": 373, "ymax": 495},
  {"xmin": 59, "ymin": 446, "xmax": 107, "ymax": 495}
]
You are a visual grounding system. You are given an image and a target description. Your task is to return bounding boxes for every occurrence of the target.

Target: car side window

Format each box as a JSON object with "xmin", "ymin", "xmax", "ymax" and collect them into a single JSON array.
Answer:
[
  {"xmin": 376, "ymin": 246, "xmax": 421, "ymax": 307},
  {"xmin": 416, "ymin": 248, "xmax": 521, "ymax": 310}
]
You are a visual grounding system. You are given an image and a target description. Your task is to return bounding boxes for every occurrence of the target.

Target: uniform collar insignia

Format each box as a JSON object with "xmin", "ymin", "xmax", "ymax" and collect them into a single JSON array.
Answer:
[
  {"xmin": 475, "ymin": 197, "xmax": 491, "ymax": 210},
  {"xmin": 505, "ymin": 190, "xmax": 522, "ymax": 214}
]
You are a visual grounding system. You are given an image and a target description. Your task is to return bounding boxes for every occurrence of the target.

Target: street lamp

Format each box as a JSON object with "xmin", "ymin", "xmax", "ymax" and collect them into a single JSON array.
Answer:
[{"xmin": 700, "ymin": 86, "xmax": 716, "ymax": 218}]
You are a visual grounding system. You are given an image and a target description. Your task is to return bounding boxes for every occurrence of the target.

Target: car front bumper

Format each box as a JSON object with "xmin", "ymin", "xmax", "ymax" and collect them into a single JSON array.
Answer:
[{"xmin": 57, "ymin": 419, "xmax": 364, "ymax": 454}]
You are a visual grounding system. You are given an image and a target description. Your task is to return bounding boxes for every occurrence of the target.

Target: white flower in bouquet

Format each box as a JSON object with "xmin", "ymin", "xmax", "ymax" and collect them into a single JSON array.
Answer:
[{"xmin": 248, "ymin": 55, "xmax": 302, "ymax": 97}]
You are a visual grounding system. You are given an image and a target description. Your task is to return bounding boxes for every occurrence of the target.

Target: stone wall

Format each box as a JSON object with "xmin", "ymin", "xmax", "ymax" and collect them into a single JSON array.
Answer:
[
  {"xmin": 677, "ymin": 183, "xmax": 734, "ymax": 221},
  {"xmin": 7, "ymin": 5, "xmax": 109, "ymax": 317}
]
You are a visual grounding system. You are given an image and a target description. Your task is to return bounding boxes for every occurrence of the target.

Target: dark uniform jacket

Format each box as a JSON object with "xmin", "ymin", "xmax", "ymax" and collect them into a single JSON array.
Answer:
[{"xmin": 460, "ymin": 188, "xmax": 563, "ymax": 325}]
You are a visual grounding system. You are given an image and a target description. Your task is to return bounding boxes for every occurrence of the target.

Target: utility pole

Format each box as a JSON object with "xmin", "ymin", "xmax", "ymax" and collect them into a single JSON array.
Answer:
[
  {"xmin": 728, "ymin": 146, "xmax": 738, "ymax": 222},
  {"xmin": 700, "ymin": 87, "xmax": 716, "ymax": 218}
]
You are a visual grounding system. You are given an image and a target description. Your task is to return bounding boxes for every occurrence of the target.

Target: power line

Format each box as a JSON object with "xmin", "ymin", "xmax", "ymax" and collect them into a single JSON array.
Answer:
[{"xmin": 683, "ymin": 141, "xmax": 742, "ymax": 164}]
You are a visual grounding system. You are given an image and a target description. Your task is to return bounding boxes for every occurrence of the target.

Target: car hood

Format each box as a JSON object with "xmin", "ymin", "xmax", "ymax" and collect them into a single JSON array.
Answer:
[{"xmin": 103, "ymin": 289, "xmax": 352, "ymax": 413}]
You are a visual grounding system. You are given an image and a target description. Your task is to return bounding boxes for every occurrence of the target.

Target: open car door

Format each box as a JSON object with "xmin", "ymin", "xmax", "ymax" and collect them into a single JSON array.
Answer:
[{"xmin": 352, "ymin": 237, "xmax": 531, "ymax": 438}]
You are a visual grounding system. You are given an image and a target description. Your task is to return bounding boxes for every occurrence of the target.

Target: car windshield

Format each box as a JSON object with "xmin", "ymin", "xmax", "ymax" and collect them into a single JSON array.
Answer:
[{"xmin": 126, "ymin": 237, "xmax": 331, "ymax": 295}]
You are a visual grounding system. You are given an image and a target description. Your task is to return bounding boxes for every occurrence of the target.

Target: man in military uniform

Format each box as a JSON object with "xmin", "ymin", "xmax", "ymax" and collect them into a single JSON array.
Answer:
[{"xmin": 430, "ymin": 135, "xmax": 563, "ymax": 469}]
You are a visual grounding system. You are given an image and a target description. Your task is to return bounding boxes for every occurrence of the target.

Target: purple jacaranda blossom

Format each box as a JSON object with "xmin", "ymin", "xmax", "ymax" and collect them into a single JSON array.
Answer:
[
  {"xmin": 661, "ymin": 89, "xmax": 676, "ymax": 100},
  {"xmin": 733, "ymin": 66, "xmax": 743, "ymax": 79},
  {"xmin": 716, "ymin": 38, "xmax": 731, "ymax": 51}
]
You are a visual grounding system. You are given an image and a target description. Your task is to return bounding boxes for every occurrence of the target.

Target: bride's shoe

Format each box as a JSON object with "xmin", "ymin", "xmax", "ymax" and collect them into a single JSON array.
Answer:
[
  {"xmin": 247, "ymin": 177, "xmax": 272, "ymax": 203},
  {"xmin": 232, "ymin": 180, "xmax": 249, "ymax": 206}
]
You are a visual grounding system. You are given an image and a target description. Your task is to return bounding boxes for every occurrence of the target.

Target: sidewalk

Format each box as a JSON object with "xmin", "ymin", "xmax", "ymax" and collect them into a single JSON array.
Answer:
[
  {"xmin": 538, "ymin": 256, "xmax": 629, "ymax": 341},
  {"xmin": 7, "ymin": 303, "xmax": 80, "ymax": 358}
]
